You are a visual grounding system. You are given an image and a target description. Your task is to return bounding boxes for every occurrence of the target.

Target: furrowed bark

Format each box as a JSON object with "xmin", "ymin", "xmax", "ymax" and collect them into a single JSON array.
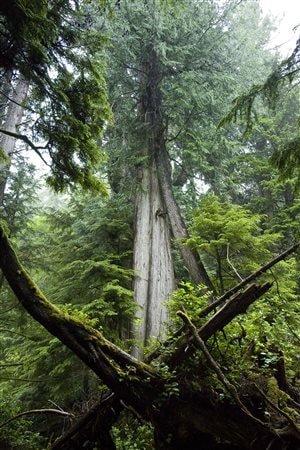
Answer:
[
  {"xmin": 155, "ymin": 144, "xmax": 215, "ymax": 293},
  {"xmin": 132, "ymin": 155, "xmax": 175, "ymax": 358},
  {"xmin": 132, "ymin": 44, "xmax": 214, "ymax": 359},
  {"xmin": 132, "ymin": 50, "xmax": 175, "ymax": 358},
  {"xmin": 0, "ymin": 224, "xmax": 163, "ymax": 415}
]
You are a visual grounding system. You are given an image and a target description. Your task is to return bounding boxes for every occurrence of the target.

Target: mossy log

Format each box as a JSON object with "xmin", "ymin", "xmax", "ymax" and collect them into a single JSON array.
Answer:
[
  {"xmin": 1, "ymin": 224, "xmax": 299, "ymax": 449},
  {"xmin": 0, "ymin": 224, "xmax": 163, "ymax": 417}
]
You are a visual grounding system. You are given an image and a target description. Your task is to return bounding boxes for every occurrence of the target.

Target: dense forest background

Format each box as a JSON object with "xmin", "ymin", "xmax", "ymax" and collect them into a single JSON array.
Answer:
[{"xmin": 0, "ymin": 0, "xmax": 300, "ymax": 449}]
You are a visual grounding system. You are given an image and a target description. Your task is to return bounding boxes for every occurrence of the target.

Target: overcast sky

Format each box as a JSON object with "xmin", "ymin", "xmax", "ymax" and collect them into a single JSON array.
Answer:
[{"xmin": 260, "ymin": 0, "xmax": 300, "ymax": 56}]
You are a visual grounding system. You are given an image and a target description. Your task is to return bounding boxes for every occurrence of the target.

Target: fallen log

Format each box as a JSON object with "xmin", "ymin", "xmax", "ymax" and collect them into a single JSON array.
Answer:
[{"xmin": 1, "ymin": 224, "xmax": 299, "ymax": 449}]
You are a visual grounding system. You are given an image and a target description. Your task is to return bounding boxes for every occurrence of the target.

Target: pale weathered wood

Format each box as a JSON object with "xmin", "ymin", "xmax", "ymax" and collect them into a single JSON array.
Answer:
[
  {"xmin": 0, "ymin": 76, "xmax": 29, "ymax": 198},
  {"xmin": 132, "ymin": 155, "xmax": 175, "ymax": 359},
  {"xmin": 155, "ymin": 144, "xmax": 215, "ymax": 293}
]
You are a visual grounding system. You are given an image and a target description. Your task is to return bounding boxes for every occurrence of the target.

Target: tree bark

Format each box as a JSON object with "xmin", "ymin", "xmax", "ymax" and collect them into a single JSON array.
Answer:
[
  {"xmin": 0, "ymin": 75, "xmax": 29, "ymax": 200},
  {"xmin": 132, "ymin": 49, "xmax": 176, "ymax": 358},
  {"xmin": 155, "ymin": 144, "xmax": 215, "ymax": 293},
  {"xmin": 132, "ymin": 45, "xmax": 214, "ymax": 357},
  {"xmin": 132, "ymin": 155, "xmax": 175, "ymax": 358}
]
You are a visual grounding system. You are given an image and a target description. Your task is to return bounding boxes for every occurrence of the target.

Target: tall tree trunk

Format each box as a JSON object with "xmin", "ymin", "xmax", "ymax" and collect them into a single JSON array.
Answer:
[
  {"xmin": 155, "ymin": 144, "xmax": 215, "ymax": 292},
  {"xmin": 0, "ymin": 75, "xmax": 29, "ymax": 200},
  {"xmin": 132, "ymin": 49, "xmax": 176, "ymax": 358},
  {"xmin": 132, "ymin": 46, "xmax": 214, "ymax": 356},
  {"xmin": 132, "ymin": 155, "xmax": 175, "ymax": 358}
]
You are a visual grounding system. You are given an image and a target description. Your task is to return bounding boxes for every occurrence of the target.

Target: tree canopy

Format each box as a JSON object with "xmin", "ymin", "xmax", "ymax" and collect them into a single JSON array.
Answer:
[{"xmin": 0, "ymin": 0, "xmax": 111, "ymax": 191}]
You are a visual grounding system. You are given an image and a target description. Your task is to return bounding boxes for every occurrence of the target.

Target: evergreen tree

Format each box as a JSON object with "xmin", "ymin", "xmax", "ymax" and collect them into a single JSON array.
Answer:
[
  {"xmin": 0, "ymin": 0, "xmax": 111, "ymax": 191},
  {"xmin": 0, "ymin": 2, "xmax": 300, "ymax": 449},
  {"xmin": 102, "ymin": 0, "xmax": 276, "ymax": 353}
]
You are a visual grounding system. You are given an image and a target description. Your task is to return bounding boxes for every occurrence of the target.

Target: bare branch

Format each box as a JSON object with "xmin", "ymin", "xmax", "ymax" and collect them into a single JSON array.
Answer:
[
  {"xmin": 0, "ymin": 128, "xmax": 50, "ymax": 166},
  {"xmin": 200, "ymin": 242, "xmax": 300, "ymax": 318},
  {"xmin": 165, "ymin": 282, "xmax": 272, "ymax": 366},
  {"xmin": 0, "ymin": 409, "xmax": 74, "ymax": 430},
  {"xmin": 226, "ymin": 243, "xmax": 243, "ymax": 281},
  {"xmin": 178, "ymin": 307, "xmax": 265, "ymax": 427},
  {"xmin": 0, "ymin": 89, "xmax": 34, "ymax": 113},
  {"xmin": 52, "ymin": 394, "xmax": 120, "ymax": 450}
]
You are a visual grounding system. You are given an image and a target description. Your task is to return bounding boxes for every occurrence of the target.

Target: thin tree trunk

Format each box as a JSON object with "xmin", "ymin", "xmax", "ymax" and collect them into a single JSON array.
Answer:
[{"xmin": 0, "ymin": 75, "xmax": 29, "ymax": 200}]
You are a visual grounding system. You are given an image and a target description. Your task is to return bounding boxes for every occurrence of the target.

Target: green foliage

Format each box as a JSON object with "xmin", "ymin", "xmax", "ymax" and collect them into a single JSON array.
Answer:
[
  {"xmin": 166, "ymin": 259, "xmax": 299, "ymax": 395},
  {"xmin": 113, "ymin": 418, "xmax": 154, "ymax": 450},
  {"xmin": 0, "ymin": 394, "xmax": 45, "ymax": 449},
  {"xmin": 187, "ymin": 195, "xmax": 280, "ymax": 292},
  {"xmin": 220, "ymin": 34, "xmax": 300, "ymax": 185},
  {"xmin": 221, "ymin": 37, "xmax": 300, "ymax": 132},
  {"xmin": 33, "ymin": 193, "xmax": 135, "ymax": 342},
  {"xmin": 271, "ymin": 135, "xmax": 300, "ymax": 186},
  {"xmin": 1, "ymin": 154, "xmax": 39, "ymax": 236},
  {"xmin": 0, "ymin": 186, "xmax": 135, "ymax": 445},
  {"xmin": 167, "ymin": 281, "xmax": 211, "ymax": 327},
  {"xmin": 209, "ymin": 256, "xmax": 300, "ymax": 382},
  {"xmin": 1, "ymin": 1, "xmax": 300, "ymax": 448},
  {"xmin": 0, "ymin": 0, "xmax": 112, "ymax": 191},
  {"xmin": 0, "ymin": 147, "xmax": 10, "ymax": 163},
  {"xmin": 217, "ymin": 92, "xmax": 300, "ymax": 247},
  {"xmin": 104, "ymin": 0, "xmax": 276, "ymax": 198}
]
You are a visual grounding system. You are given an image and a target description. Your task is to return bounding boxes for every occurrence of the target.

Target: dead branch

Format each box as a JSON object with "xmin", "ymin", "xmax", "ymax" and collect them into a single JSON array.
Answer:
[
  {"xmin": 0, "ymin": 409, "xmax": 74, "ymax": 429},
  {"xmin": 52, "ymin": 394, "xmax": 121, "ymax": 450},
  {"xmin": 199, "ymin": 282, "xmax": 272, "ymax": 341},
  {"xmin": 200, "ymin": 242, "xmax": 300, "ymax": 318},
  {"xmin": 0, "ymin": 128, "xmax": 50, "ymax": 166},
  {"xmin": 165, "ymin": 283, "xmax": 272, "ymax": 366},
  {"xmin": 177, "ymin": 307, "xmax": 265, "ymax": 427},
  {"xmin": 150, "ymin": 244, "xmax": 296, "ymax": 362}
]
